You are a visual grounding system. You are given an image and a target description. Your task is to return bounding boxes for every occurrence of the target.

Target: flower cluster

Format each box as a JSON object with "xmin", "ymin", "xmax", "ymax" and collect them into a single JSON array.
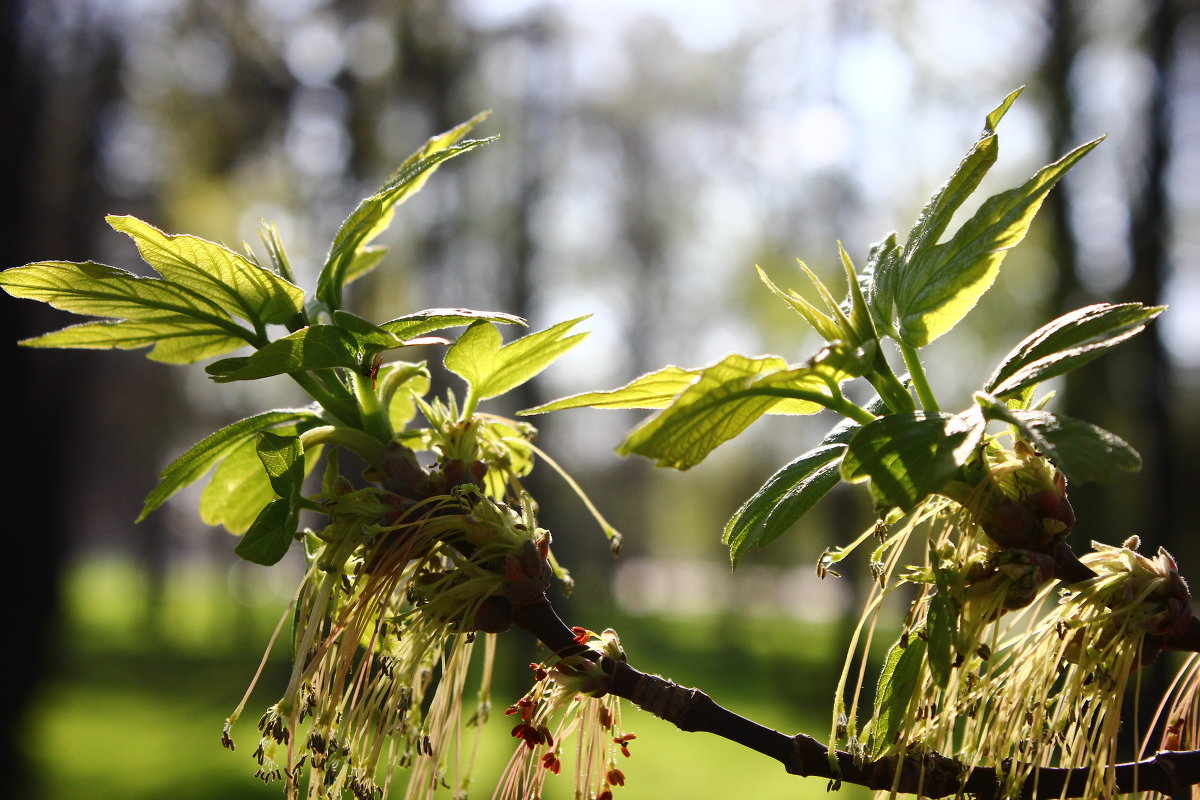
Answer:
[
  {"xmin": 220, "ymin": 402, "xmax": 572, "ymax": 800},
  {"xmin": 496, "ymin": 629, "xmax": 635, "ymax": 800}
]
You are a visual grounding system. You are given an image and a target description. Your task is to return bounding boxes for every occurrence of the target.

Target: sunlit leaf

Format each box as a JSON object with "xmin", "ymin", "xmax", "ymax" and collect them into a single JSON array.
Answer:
[
  {"xmin": 200, "ymin": 435, "xmax": 278, "ymax": 534},
  {"xmin": 108, "ymin": 215, "xmax": 304, "ymax": 326},
  {"xmin": 894, "ymin": 137, "xmax": 1102, "ymax": 347},
  {"xmin": 975, "ymin": 393, "xmax": 1142, "ymax": 484},
  {"xmin": 20, "ymin": 317, "xmax": 246, "ymax": 364},
  {"xmin": 139, "ymin": 409, "xmax": 319, "ymax": 521},
  {"xmin": 755, "ymin": 265, "xmax": 842, "ymax": 342},
  {"xmin": 207, "ymin": 322, "xmax": 422, "ymax": 382},
  {"xmin": 618, "ymin": 355, "xmax": 838, "ymax": 470},
  {"xmin": 199, "ymin": 424, "xmax": 320, "ymax": 534},
  {"xmin": 841, "ymin": 411, "xmax": 984, "ymax": 512},
  {"xmin": 317, "ymin": 113, "xmax": 494, "ymax": 309},
  {"xmin": 381, "ymin": 308, "xmax": 526, "ymax": 340},
  {"xmin": 724, "ymin": 444, "xmax": 845, "ymax": 567},
  {"xmin": 445, "ymin": 316, "xmax": 590, "ymax": 401},
  {"xmin": 986, "ymin": 303, "xmax": 1165, "ymax": 397},
  {"xmin": 521, "ymin": 365, "xmax": 701, "ymax": 414}
]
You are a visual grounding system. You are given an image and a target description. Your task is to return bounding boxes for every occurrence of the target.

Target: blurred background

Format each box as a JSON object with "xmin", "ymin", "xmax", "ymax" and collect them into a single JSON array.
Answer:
[{"xmin": 2, "ymin": 0, "xmax": 1197, "ymax": 798}]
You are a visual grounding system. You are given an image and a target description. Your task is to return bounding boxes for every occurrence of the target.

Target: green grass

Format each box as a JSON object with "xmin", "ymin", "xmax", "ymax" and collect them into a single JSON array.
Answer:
[{"xmin": 28, "ymin": 556, "xmax": 869, "ymax": 799}]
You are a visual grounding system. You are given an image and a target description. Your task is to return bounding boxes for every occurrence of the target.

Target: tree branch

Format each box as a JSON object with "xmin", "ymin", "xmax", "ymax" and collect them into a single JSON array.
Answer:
[{"xmin": 511, "ymin": 596, "xmax": 1200, "ymax": 799}]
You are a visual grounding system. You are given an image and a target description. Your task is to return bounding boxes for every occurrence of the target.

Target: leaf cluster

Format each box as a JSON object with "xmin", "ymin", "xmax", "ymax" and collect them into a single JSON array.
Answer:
[{"xmin": 528, "ymin": 89, "xmax": 1162, "ymax": 566}]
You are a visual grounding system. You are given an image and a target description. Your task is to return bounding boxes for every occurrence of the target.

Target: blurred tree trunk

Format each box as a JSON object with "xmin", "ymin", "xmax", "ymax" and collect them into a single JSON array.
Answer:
[{"xmin": 0, "ymin": 2, "xmax": 102, "ymax": 794}]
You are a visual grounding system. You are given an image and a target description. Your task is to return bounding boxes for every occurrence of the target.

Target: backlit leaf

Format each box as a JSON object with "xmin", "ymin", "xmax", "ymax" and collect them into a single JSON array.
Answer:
[
  {"xmin": 108, "ymin": 215, "xmax": 304, "ymax": 326},
  {"xmin": 895, "ymin": 137, "xmax": 1102, "ymax": 346},
  {"xmin": 318, "ymin": 114, "xmax": 494, "ymax": 309},
  {"xmin": 521, "ymin": 365, "xmax": 701, "ymax": 414},
  {"xmin": 445, "ymin": 316, "xmax": 590, "ymax": 401},
  {"xmin": 257, "ymin": 430, "xmax": 304, "ymax": 503},
  {"xmin": 139, "ymin": 409, "xmax": 319, "ymax": 521},
  {"xmin": 986, "ymin": 303, "xmax": 1165, "ymax": 398},
  {"xmin": 381, "ymin": 308, "xmax": 526, "ymax": 341},
  {"xmin": 618, "ymin": 355, "xmax": 838, "ymax": 470},
  {"xmin": 20, "ymin": 317, "xmax": 245, "ymax": 364}
]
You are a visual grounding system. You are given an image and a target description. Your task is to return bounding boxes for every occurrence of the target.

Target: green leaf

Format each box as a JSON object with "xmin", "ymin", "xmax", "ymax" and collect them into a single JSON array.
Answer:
[
  {"xmin": 520, "ymin": 365, "xmax": 701, "ymax": 414},
  {"xmin": 200, "ymin": 435, "xmax": 278, "ymax": 533},
  {"xmin": 755, "ymin": 265, "xmax": 842, "ymax": 342},
  {"xmin": 256, "ymin": 431, "xmax": 304, "ymax": 502},
  {"xmin": 108, "ymin": 215, "xmax": 304, "ymax": 326},
  {"xmin": 975, "ymin": 394, "xmax": 1142, "ymax": 484},
  {"xmin": 380, "ymin": 308, "xmax": 526, "ymax": 340},
  {"xmin": 19, "ymin": 317, "xmax": 246, "ymax": 364},
  {"xmin": 927, "ymin": 557, "xmax": 959, "ymax": 689},
  {"xmin": 841, "ymin": 411, "xmax": 984, "ymax": 512},
  {"xmin": 139, "ymin": 409, "xmax": 318, "ymax": 521},
  {"xmin": 317, "ymin": 114, "xmax": 494, "ymax": 310},
  {"xmin": 869, "ymin": 631, "xmax": 927, "ymax": 757},
  {"xmin": 445, "ymin": 316, "xmax": 590, "ymax": 401},
  {"xmin": 0, "ymin": 260, "xmax": 256, "ymax": 362},
  {"xmin": 986, "ymin": 303, "xmax": 1165, "ymax": 397},
  {"xmin": 234, "ymin": 499, "xmax": 297, "ymax": 566},
  {"xmin": 894, "ymin": 136, "xmax": 1102, "ymax": 347},
  {"xmin": 199, "ymin": 425, "xmax": 320, "ymax": 534},
  {"xmin": 724, "ymin": 444, "xmax": 845, "ymax": 566},
  {"xmin": 343, "ymin": 246, "xmax": 388, "ymax": 287},
  {"xmin": 378, "ymin": 362, "xmax": 432, "ymax": 428},
  {"xmin": 206, "ymin": 320, "xmax": 427, "ymax": 382},
  {"xmin": 869, "ymin": 91, "xmax": 1023, "ymax": 337},
  {"xmin": 618, "ymin": 355, "xmax": 837, "ymax": 470}
]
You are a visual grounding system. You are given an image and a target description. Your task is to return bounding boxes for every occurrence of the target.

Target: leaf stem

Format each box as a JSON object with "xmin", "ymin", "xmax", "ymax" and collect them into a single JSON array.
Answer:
[
  {"xmin": 352, "ymin": 369, "xmax": 394, "ymax": 443},
  {"xmin": 756, "ymin": 387, "xmax": 877, "ymax": 426},
  {"xmin": 299, "ymin": 425, "xmax": 386, "ymax": 469},
  {"xmin": 900, "ymin": 342, "xmax": 940, "ymax": 412},
  {"xmin": 865, "ymin": 350, "xmax": 917, "ymax": 414},
  {"xmin": 289, "ymin": 372, "xmax": 360, "ymax": 428}
]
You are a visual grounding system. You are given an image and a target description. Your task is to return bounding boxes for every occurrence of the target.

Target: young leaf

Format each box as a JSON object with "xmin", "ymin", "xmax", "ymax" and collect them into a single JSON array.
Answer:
[
  {"xmin": 108, "ymin": 215, "xmax": 304, "ymax": 326},
  {"xmin": 869, "ymin": 91, "xmax": 1022, "ymax": 337},
  {"xmin": 234, "ymin": 499, "xmax": 297, "ymax": 566},
  {"xmin": 894, "ymin": 137, "xmax": 1102, "ymax": 347},
  {"xmin": 975, "ymin": 393, "xmax": 1142, "ymax": 484},
  {"xmin": 841, "ymin": 411, "xmax": 984, "ymax": 512},
  {"xmin": 444, "ymin": 316, "xmax": 590, "ymax": 401},
  {"xmin": 520, "ymin": 365, "xmax": 701, "ymax": 414},
  {"xmin": 723, "ymin": 444, "xmax": 845, "ymax": 567},
  {"xmin": 200, "ymin": 435, "xmax": 278, "ymax": 534},
  {"xmin": 985, "ymin": 303, "xmax": 1165, "ymax": 398},
  {"xmin": 206, "ymin": 324, "xmax": 420, "ymax": 383},
  {"xmin": 317, "ymin": 114, "xmax": 495, "ymax": 310},
  {"xmin": 927, "ymin": 558, "xmax": 959, "ymax": 689},
  {"xmin": 199, "ymin": 425, "xmax": 320, "ymax": 534},
  {"xmin": 139, "ymin": 409, "xmax": 319, "ymax": 520},
  {"xmin": 869, "ymin": 631, "xmax": 927, "ymax": 757},
  {"xmin": 19, "ymin": 317, "xmax": 247, "ymax": 364},
  {"xmin": 618, "ymin": 355, "xmax": 837, "ymax": 470},
  {"xmin": 755, "ymin": 265, "xmax": 843, "ymax": 342},
  {"xmin": 0, "ymin": 260, "xmax": 256, "ymax": 362},
  {"xmin": 256, "ymin": 430, "xmax": 305, "ymax": 503},
  {"xmin": 380, "ymin": 308, "xmax": 526, "ymax": 340}
]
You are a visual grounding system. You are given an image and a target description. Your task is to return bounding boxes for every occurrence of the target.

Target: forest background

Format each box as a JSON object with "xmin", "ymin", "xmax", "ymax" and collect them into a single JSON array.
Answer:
[{"xmin": 2, "ymin": 1, "xmax": 1197, "ymax": 798}]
